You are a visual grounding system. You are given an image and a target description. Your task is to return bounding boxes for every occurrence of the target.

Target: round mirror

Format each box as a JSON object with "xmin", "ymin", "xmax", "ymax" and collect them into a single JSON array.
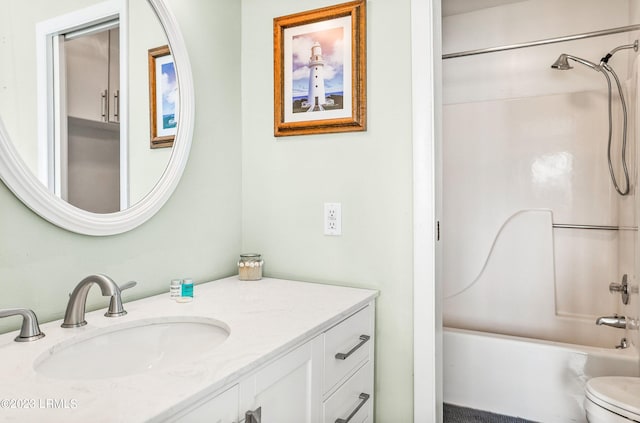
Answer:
[{"xmin": 0, "ymin": 0, "xmax": 194, "ymax": 235}]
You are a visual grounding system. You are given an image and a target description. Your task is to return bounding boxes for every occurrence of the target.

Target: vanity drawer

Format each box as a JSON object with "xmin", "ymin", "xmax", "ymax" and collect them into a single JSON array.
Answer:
[
  {"xmin": 324, "ymin": 306, "xmax": 372, "ymax": 394},
  {"xmin": 323, "ymin": 361, "xmax": 373, "ymax": 423}
]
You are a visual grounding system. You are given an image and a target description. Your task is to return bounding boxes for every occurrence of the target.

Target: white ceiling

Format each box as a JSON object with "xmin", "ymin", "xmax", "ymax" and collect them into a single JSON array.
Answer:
[{"xmin": 442, "ymin": 0, "xmax": 529, "ymax": 17}]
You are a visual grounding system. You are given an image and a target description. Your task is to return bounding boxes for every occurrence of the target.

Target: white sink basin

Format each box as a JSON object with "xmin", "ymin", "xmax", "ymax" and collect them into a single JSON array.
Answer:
[{"xmin": 34, "ymin": 317, "xmax": 230, "ymax": 380}]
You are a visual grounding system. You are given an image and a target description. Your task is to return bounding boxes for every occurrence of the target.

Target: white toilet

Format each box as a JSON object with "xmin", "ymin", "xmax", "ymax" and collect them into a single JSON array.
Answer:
[{"xmin": 585, "ymin": 376, "xmax": 640, "ymax": 422}]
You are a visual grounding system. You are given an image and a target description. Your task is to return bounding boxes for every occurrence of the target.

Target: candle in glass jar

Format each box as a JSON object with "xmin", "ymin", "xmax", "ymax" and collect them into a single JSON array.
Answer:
[{"xmin": 238, "ymin": 253, "xmax": 263, "ymax": 280}]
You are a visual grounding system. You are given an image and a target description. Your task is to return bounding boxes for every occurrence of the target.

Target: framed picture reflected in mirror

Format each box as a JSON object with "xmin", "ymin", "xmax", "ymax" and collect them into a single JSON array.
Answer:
[{"xmin": 148, "ymin": 45, "xmax": 177, "ymax": 148}]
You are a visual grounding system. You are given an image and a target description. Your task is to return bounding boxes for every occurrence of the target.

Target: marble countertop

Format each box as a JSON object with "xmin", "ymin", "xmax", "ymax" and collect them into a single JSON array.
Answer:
[{"xmin": 0, "ymin": 277, "xmax": 377, "ymax": 422}]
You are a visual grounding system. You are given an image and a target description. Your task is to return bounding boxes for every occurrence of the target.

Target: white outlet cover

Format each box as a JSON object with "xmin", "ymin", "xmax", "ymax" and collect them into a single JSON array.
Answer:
[{"xmin": 324, "ymin": 203, "xmax": 342, "ymax": 236}]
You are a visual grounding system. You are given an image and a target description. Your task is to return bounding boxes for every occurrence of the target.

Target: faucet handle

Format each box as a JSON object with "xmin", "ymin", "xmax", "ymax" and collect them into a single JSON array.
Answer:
[
  {"xmin": 119, "ymin": 281, "xmax": 137, "ymax": 292},
  {"xmin": 609, "ymin": 274, "xmax": 630, "ymax": 305},
  {"xmin": 105, "ymin": 281, "xmax": 137, "ymax": 318},
  {"xmin": 0, "ymin": 308, "xmax": 45, "ymax": 342}
]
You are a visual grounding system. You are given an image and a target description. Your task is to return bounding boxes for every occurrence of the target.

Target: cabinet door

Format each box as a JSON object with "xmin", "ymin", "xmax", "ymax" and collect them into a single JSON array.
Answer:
[
  {"xmin": 108, "ymin": 28, "xmax": 120, "ymax": 123},
  {"xmin": 65, "ymin": 30, "xmax": 110, "ymax": 122},
  {"xmin": 242, "ymin": 340, "xmax": 322, "ymax": 423},
  {"xmin": 173, "ymin": 385, "xmax": 239, "ymax": 423}
]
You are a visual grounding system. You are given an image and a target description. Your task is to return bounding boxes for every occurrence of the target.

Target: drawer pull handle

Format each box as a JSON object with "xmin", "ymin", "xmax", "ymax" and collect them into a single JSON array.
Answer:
[
  {"xmin": 335, "ymin": 335, "xmax": 370, "ymax": 360},
  {"xmin": 245, "ymin": 406, "xmax": 261, "ymax": 423},
  {"xmin": 335, "ymin": 393, "xmax": 370, "ymax": 423}
]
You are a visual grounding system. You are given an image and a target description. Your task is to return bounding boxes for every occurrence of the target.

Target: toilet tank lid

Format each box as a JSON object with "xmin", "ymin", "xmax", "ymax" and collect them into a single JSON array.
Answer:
[{"xmin": 586, "ymin": 376, "xmax": 640, "ymax": 419}]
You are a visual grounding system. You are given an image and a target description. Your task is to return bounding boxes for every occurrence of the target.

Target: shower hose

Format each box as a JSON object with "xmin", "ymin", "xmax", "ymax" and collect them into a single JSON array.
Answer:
[{"xmin": 600, "ymin": 64, "xmax": 630, "ymax": 196}]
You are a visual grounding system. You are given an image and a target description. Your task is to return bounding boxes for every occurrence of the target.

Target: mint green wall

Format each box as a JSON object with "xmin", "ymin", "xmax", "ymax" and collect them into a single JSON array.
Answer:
[
  {"xmin": 1, "ymin": 0, "xmax": 416, "ymax": 419},
  {"xmin": 0, "ymin": 0, "xmax": 242, "ymax": 333},
  {"xmin": 241, "ymin": 0, "xmax": 415, "ymax": 421}
]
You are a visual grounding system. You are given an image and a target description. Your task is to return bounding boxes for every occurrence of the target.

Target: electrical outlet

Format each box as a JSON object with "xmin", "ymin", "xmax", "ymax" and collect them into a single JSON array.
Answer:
[{"xmin": 324, "ymin": 203, "xmax": 342, "ymax": 236}]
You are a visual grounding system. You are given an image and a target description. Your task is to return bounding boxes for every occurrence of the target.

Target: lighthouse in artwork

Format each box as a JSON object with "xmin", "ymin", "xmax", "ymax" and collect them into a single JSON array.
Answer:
[{"xmin": 307, "ymin": 42, "xmax": 327, "ymax": 111}]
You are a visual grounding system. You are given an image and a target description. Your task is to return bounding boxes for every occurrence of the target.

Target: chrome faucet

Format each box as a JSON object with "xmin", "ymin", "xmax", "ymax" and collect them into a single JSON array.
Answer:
[
  {"xmin": 0, "ymin": 308, "xmax": 45, "ymax": 342},
  {"xmin": 61, "ymin": 274, "xmax": 136, "ymax": 328},
  {"xmin": 596, "ymin": 314, "xmax": 627, "ymax": 329}
]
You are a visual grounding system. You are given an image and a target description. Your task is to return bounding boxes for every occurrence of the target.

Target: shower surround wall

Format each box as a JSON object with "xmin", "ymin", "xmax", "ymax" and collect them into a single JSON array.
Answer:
[{"xmin": 442, "ymin": 0, "xmax": 639, "ymax": 348}]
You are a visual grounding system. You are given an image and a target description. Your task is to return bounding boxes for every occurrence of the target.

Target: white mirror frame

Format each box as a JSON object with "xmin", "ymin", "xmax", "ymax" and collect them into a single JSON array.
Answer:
[{"xmin": 0, "ymin": 0, "xmax": 194, "ymax": 236}]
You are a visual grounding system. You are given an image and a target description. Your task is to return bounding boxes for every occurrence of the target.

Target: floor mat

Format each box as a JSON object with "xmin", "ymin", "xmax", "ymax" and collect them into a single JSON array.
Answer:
[{"xmin": 444, "ymin": 404, "xmax": 537, "ymax": 423}]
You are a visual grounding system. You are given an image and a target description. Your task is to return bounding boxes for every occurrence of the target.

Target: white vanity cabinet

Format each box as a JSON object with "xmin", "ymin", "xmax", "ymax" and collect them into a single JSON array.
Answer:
[
  {"xmin": 240, "ymin": 338, "xmax": 321, "ymax": 422},
  {"xmin": 172, "ymin": 385, "xmax": 240, "ymax": 423},
  {"xmin": 166, "ymin": 304, "xmax": 375, "ymax": 423},
  {"xmin": 0, "ymin": 278, "xmax": 378, "ymax": 422}
]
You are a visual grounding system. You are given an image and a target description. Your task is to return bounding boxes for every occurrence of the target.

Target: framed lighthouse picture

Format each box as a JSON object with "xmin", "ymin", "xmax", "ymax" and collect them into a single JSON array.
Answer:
[{"xmin": 274, "ymin": 0, "xmax": 366, "ymax": 136}]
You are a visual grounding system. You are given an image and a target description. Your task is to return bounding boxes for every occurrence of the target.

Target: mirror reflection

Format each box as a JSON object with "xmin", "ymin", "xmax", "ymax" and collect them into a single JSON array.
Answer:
[{"xmin": 0, "ymin": 0, "xmax": 178, "ymax": 213}]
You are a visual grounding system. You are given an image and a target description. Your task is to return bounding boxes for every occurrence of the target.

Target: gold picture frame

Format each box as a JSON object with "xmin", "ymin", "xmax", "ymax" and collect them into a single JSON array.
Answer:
[
  {"xmin": 273, "ymin": 0, "xmax": 366, "ymax": 137},
  {"xmin": 148, "ymin": 45, "xmax": 177, "ymax": 148}
]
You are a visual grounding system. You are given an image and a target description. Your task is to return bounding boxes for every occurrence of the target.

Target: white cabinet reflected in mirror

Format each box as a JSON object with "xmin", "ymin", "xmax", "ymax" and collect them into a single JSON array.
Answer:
[
  {"xmin": 52, "ymin": 22, "xmax": 123, "ymax": 213},
  {"xmin": 0, "ymin": 0, "xmax": 194, "ymax": 235}
]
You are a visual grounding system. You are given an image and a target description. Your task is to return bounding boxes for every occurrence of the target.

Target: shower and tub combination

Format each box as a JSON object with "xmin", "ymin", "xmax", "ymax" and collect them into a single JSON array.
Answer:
[{"xmin": 442, "ymin": 1, "xmax": 640, "ymax": 421}]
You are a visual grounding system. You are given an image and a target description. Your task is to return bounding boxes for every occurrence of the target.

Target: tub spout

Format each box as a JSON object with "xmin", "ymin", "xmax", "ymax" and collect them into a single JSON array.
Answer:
[{"xmin": 596, "ymin": 314, "xmax": 626, "ymax": 329}]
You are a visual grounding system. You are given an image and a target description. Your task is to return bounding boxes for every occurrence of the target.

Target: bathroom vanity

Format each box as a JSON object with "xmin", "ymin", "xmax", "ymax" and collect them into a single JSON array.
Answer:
[{"xmin": 0, "ymin": 277, "xmax": 377, "ymax": 423}]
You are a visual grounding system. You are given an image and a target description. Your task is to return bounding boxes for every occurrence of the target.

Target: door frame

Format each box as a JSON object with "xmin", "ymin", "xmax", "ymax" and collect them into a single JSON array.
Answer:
[
  {"xmin": 35, "ymin": 0, "xmax": 129, "ymax": 209},
  {"xmin": 411, "ymin": 0, "xmax": 442, "ymax": 421}
]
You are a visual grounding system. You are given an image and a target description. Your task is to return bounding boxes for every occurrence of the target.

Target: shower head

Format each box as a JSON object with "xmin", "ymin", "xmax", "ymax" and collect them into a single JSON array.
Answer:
[
  {"xmin": 551, "ymin": 54, "xmax": 572, "ymax": 70},
  {"xmin": 550, "ymin": 54, "xmax": 600, "ymax": 71}
]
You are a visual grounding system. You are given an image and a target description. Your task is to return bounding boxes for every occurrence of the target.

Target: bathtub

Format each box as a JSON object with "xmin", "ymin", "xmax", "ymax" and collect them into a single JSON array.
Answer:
[{"xmin": 443, "ymin": 327, "xmax": 640, "ymax": 422}]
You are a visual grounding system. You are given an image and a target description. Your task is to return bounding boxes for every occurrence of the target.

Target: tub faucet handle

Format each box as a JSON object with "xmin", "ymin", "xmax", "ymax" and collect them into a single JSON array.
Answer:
[{"xmin": 609, "ymin": 274, "xmax": 630, "ymax": 305}]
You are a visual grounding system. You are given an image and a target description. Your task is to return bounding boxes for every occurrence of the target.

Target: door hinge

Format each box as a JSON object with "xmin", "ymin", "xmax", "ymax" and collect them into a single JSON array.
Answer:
[{"xmin": 437, "ymin": 221, "xmax": 440, "ymax": 241}]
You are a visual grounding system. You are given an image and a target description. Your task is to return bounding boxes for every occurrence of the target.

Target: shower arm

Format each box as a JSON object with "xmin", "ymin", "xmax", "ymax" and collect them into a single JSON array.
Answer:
[
  {"xmin": 600, "ymin": 40, "xmax": 639, "ymax": 64},
  {"xmin": 564, "ymin": 54, "xmax": 601, "ymax": 71}
]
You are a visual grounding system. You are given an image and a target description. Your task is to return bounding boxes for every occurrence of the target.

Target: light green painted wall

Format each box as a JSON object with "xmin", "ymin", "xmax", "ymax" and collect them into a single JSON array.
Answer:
[
  {"xmin": 241, "ymin": 0, "xmax": 415, "ymax": 421},
  {"xmin": 1, "ymin": 0, "xmax": 416, "ymax": 420},
  {"xmin": 0, "ymin": 0, "xmax": 242, "ymax": 333}
]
